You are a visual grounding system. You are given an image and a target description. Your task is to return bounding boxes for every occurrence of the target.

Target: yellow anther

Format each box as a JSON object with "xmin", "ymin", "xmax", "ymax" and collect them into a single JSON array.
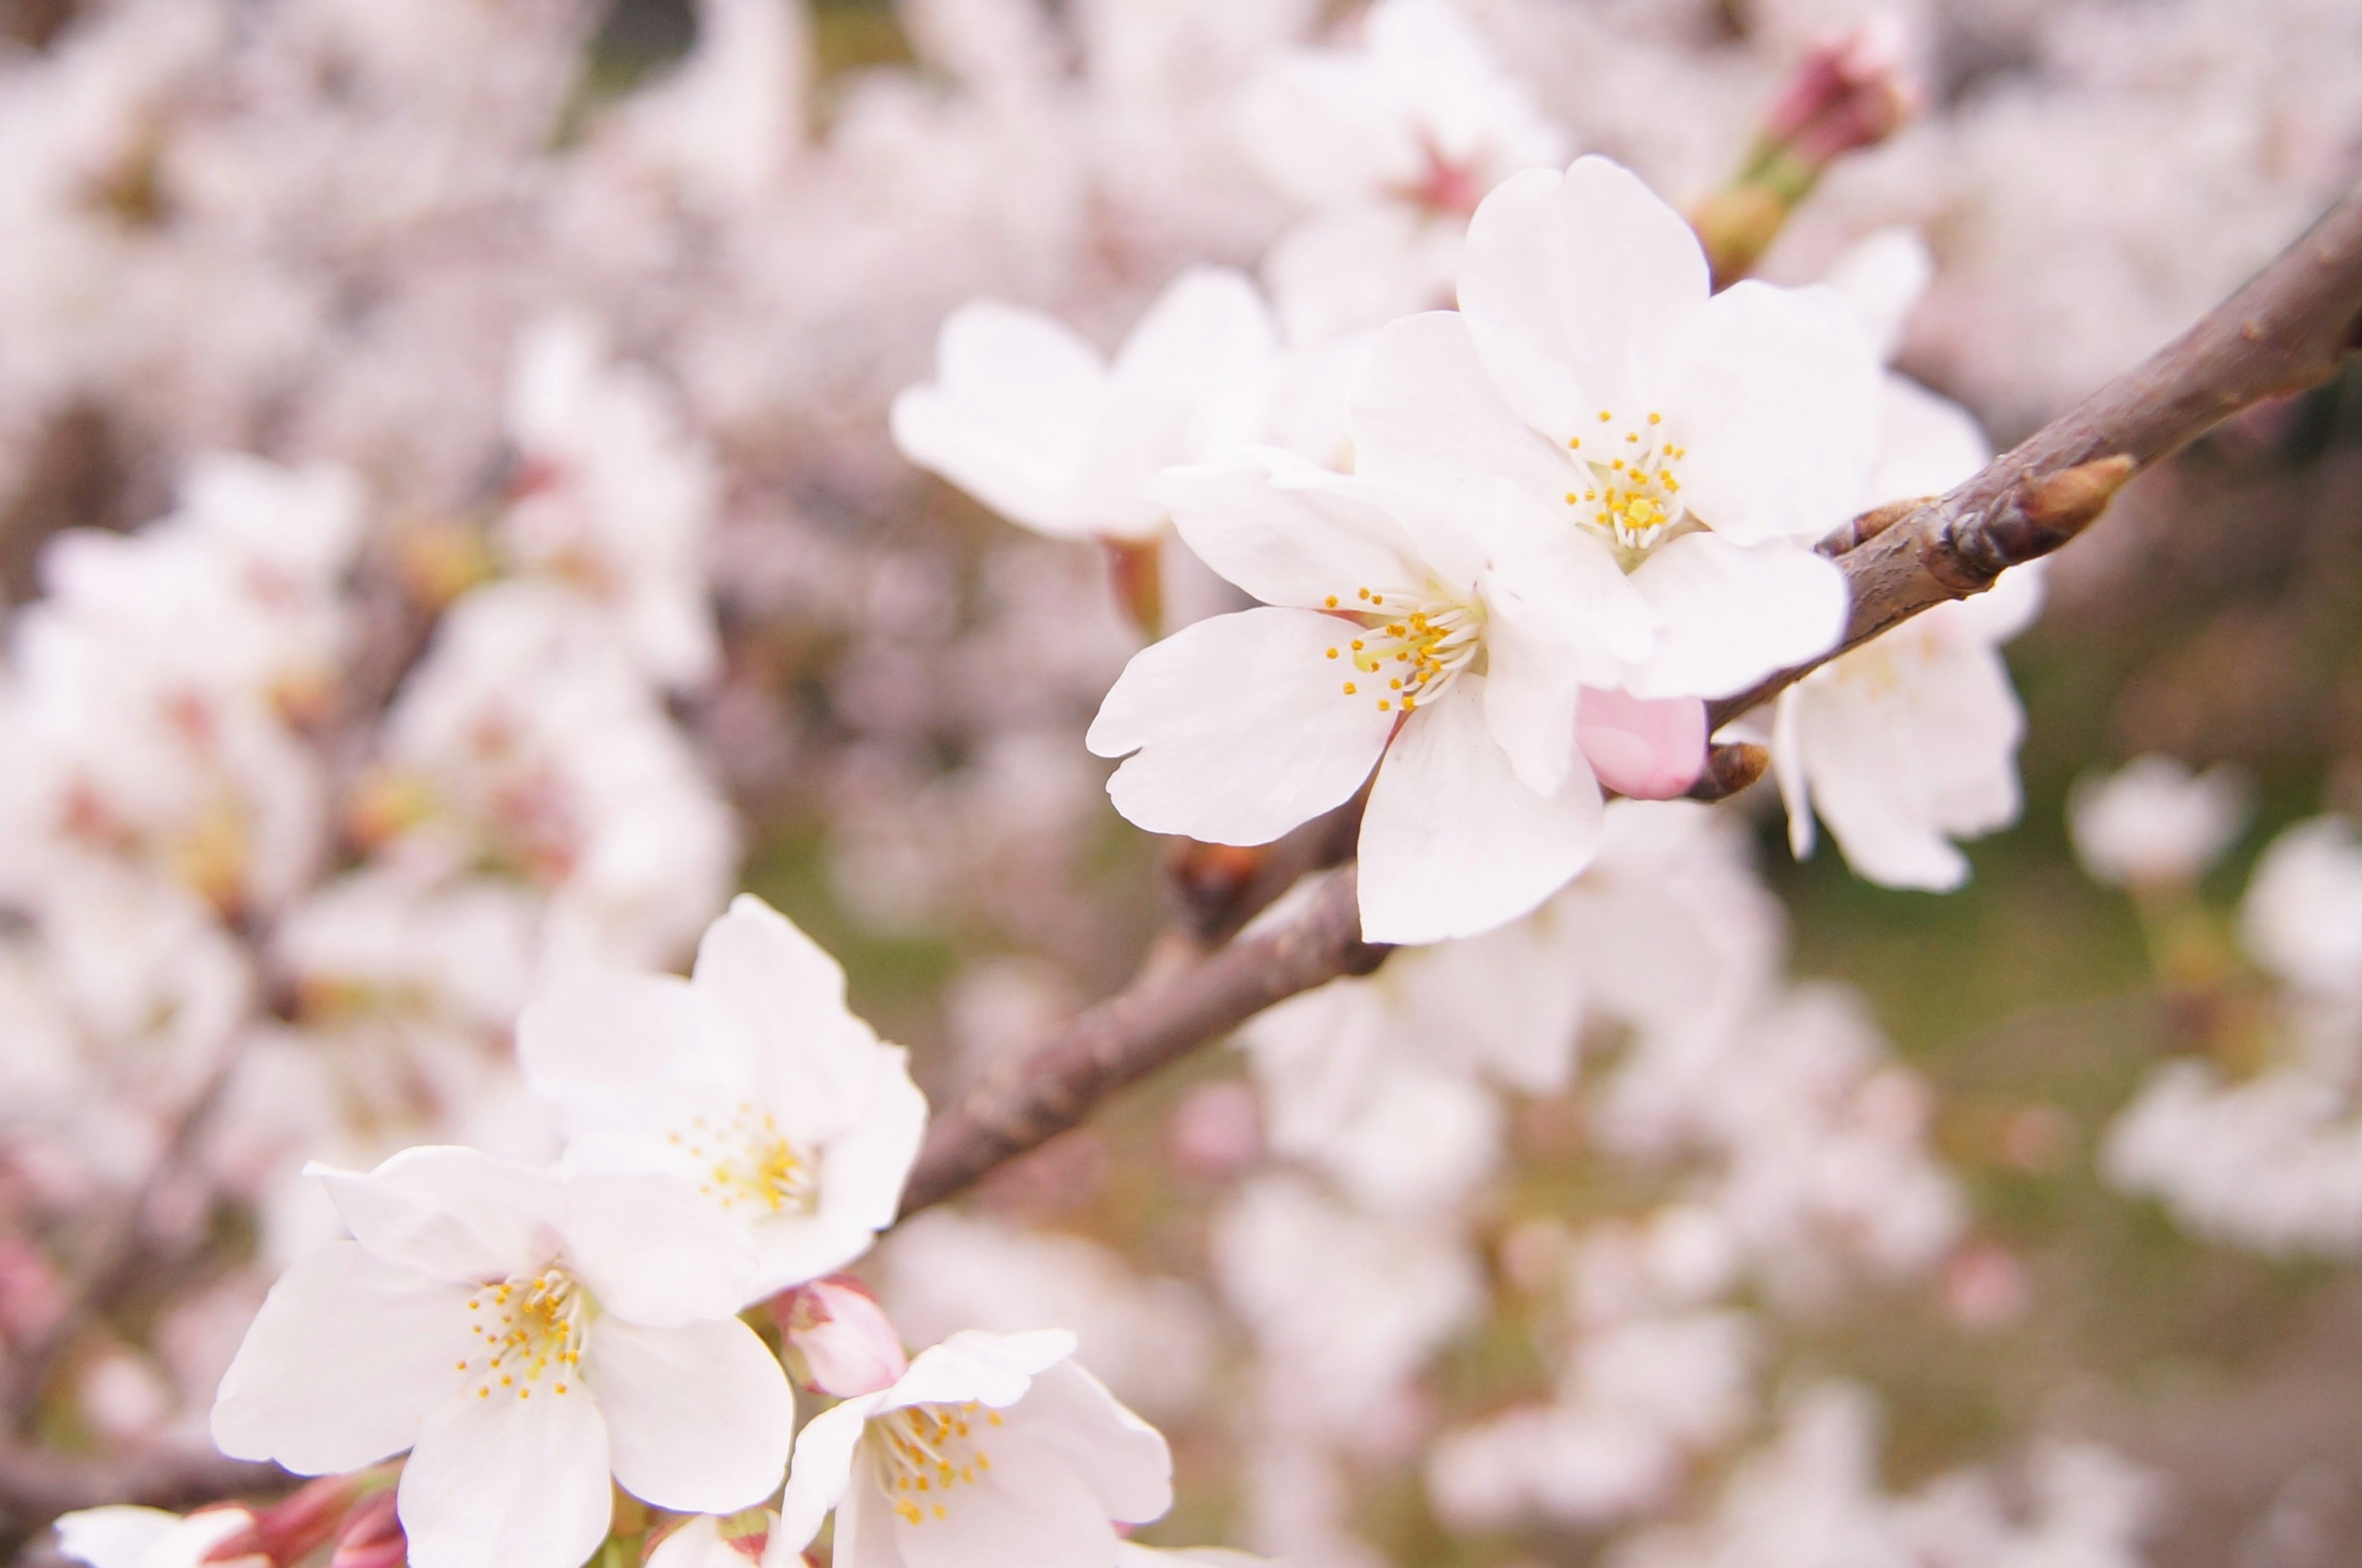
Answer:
[
  {"xmin": 1325, "ymin": 648, "xmax": 1338, "ymax": 659},
  {"xmin": 1611, "ymin": 459, "xmax": 1624, "ymax": 470},
  {"xmin": 1377, "ymin": 699, "xmax": 1391, "ymax": 711},
  {"xmin": 1324, "ymin": 595, "xmax": 1338, "ymax": 608},
  {"xmin": 1342, "ymin": 683, "xmax": 1357, "ymax": 695},
  {"xmin": 933, "ymin": 1505, "xmax": 947, "ymax": 1521},
  {"xmin": 1350, "ymin": 639, "xmax": 1364, "ymax": 650},
  {"xmin": 1598, "ymin": 410, "xmax": 1612, "ymax": 423},
  {"xmin": 1371, "ymin": 594, "xmax": 1385, "ymax": 605},
  {"xmin": 1356, "ymin": 587, "xmax": 1370, "ymax": 600},
  {"xmin": 1389, "ymin": 679, "xmax": 1402, "ymax": 690},
  {"xmin": 1625, "ymin": 431, "xmax": 1638, "ymax": 443},
  {"xmin": 1648, "ymin": 412, "xmax": 1662, "ymax": 424},
  {"xmin": 1402, "ymin": 695, "xmax": 1415, "ymax": 710}
]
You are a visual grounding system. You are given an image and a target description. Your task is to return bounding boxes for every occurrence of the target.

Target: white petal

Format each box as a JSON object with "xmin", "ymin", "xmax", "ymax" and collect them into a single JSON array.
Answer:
[
  {"xmin": 1479, "ymin": 584, "xmax": 1584, "ymax": 798},
  {"xmin": 53, "ymin": 1507, "xmax": 184, "ymax": 1568},
  {"xmin": 1482, "ymin": 483, "xmax": 1660, "ymax": 686},
  {"xmin": 1626, "ymin": 535, "xmax": 1847, "ymax": 701},
  {"xmin": 515, "ymin": 971, "xmax": 704, "ymax": 1140},
  {"xmin": 1086, "ymin": 608, "xmax": 1398, "ymax": 846},
  {"xmin": 1789, "ymin": 681, "xmax": 1971, "ymax": 891},
  {"xmin": 773, "ymin": 1399, "xmax": 885, "ymax": 1559},
  {"xmin": 694, "ymin": 895, "xmax": 881, "ymax": 1127},
  {"xmin": 1868, "ymin": 373, "xmax": 1990, "ymax": 506},
  {"xmin": 1819, "ymin": 228, "xmax": 1933, "ymax": 363},
  {"xmin": 1349, "ymin": 311, "xmax": 1574, "ymax": 555},
  {"xmin": 212, "ymin": 1242, "xmax": 469, "ymax": 1473},
  {"xmin": 750, "ymin": 1217, "xmax": 885, "ymax": 1299},
  {"xmin": 586, "ymin": 1316, "xmax": 797, "ymax": 1513},
  {"xmin": 1660, "ymin": 281, "xmax": 1883, "ymax": 546},
  {"xmin": 1150, "ymin": 452, "xmax": 1425, "ymax": 610},
  {"xmin": 813, "ymin": 1048, "xmax": 929, "ymax": 1236},
  {"xmin": 1235, "ymin": 55, "xmax": 1420, "ymax": 208},
  {"xmin": 1356, "ymin": 677, "xmax": 1605, "ymax": 944},
  {"xmin": 1108, "ymin": 268, "xmax": 1281, "ymax": 460},
  {"xmin": 889, "ymin": 303, "xmax": 1107, "ymax": 540},
  {"xmin": 996, "ymin": 1361, "xmax": 1172, "ymax": 1524},
  {"xmin": 826, "ymin": 1439, "xmax": 907, "ymax": 1568},
  {"xmin": 892, "ymin": 1431, "xmax": 1115, "ymax": 1568},
  {"xmin": 1458, "ymin": 157, "xmax": 1709, "ymax": 440},
  {"xmin": 1771, "ymin": 687, "xmax": 1817, "ymax": 861},
  {"xmin": 312, "ymin": 1147, "xmax": 560, "ymax": 1284},
  {"xmin": 397, "ymin": 1369, "xmax": 612, "ymax": 1568},
  {"xmin": 559, "ymin": 1169, "xmax": 758, "ymax": 1324}
]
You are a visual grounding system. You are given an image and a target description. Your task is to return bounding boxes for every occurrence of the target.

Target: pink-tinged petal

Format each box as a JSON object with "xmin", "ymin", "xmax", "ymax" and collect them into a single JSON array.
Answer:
[
  {"xmin": 819, "ymin": 1436, "xmax": 905, "ymax": 1568},
  {"xmin": 1458, "ymin": 157, "xmax": 1711, "ymax": 440},
  {"xmin": 995, "ymin": 1361, "xmax": 1172, "ymax": 1524},
  {"xmin": 1868, "ymin": 373, "xmax": 1989, "ymax": 506},
  {"xmin": 1235, "ymin": 55, "xmax": 1423, "ymax": 207},
  {"xmin": 312, "ymin": 1147, "xmax": 560, "ymax": 1284},
  {"xmin": 515, "ymin": 971, "xmax": 704, "ymax": 1140},
  {"xmin": 891, "ymin": 1430, "xmax": 1115, "ymax": 1568},
  {"xmin": 648, "ymin": 1514, "xmax": 767, "ymax": 1568},
  {"xmin": 889, "ymin": 304, "xmax": 1106, "ymax": 541},
  {"xmin": 692, "ymin": 895, "xmax": 880, "ymax": 1128},
  {"xmin": 559, "ymin": 1169, "xmax": 758, "ymax": 1324},
  {"xmin": 212, "ymin": 1243, "xmax": 471, "ymax": 1474},
  {"xmin": 772, "ymin": 1399, "xmax": 883, "ymax": 1560},
  {"xmin": 1575, "ymin": 687, "xmax": 1705, "ymax": 799},
  {"xmin": 397, "ymin": 1366, "xmax": 611, "ymax": 1568},
  {"xmin": 1349, "ymin": 311, "xmax": 1573, "ymax": 554},
  {"xmin": 584, "ymin": 1316, "xmax": 797, "ymax": 1513},
  {"xmin": 1658, "ymin": 281, "xmax": 1883, "ymax": 546},
  {"xmin": 1086, "ymin": 608, "xmax": 1399, "ymax": 846},
  {"xmin": 1357, "ymin": 677, "xmax": 1605, "ymax": 944},
  {"xmin": 1150, "ymin": 452, "xmax": 1425, "ymax": 610},
  {"xmin": 1772, "ymin": 687, "xmax": 1817, "ymax": 861},
  {"xmin": 781, "ymin": 1278, "xmax": 910, "ymax": 1398},
  {"xmin": 1626, "ymin": 535, "xmax": 1847, "ymax": 701}
]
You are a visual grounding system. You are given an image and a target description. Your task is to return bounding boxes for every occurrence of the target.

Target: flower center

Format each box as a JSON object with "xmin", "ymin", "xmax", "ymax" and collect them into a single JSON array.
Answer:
[
  {"xmin": 458, "ymin": 1267, "xmax": 585, "ymax": 1401},
  {"xmin": 671, "ymin": 1102, "xmax": 816, "ymax": 1216},
  {"xmin": 1316, "ymin": 586, "xmax": 1484, "ymax": 715},
  {"xmin": 1561, "ymin": 409, "xmax": 1689, "ymax": 558},
  {"xmin": 877, "ymin": 1401, "xmax": 1001, "ymax": 1525}
]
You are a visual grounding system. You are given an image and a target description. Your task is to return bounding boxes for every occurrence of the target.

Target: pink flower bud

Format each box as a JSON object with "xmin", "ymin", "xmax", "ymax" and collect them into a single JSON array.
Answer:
[
  {"xmin": 773, "ymin": 1277, "xmax": 908, "ymax": 1397},
  {"xmin": 327, "ymin": 1490, "xmax": 404, "ymax": 1568},
  {"xmin": 236, "ymin": 1473, "xmax": 361, "ymax": 1565},
  {"xmin": 1758, "ymin": 18, "xmax": 1923, "ymax": 173},
  {"xmin": 1577, "ymin": 688, "xmax": 1706, "ymax": 800}
]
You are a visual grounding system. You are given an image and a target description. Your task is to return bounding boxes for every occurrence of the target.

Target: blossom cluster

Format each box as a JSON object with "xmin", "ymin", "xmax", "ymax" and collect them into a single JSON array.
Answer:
[{"xmin": 0, "ymin": 1, "xmax": 2352, "ymax": 1566}]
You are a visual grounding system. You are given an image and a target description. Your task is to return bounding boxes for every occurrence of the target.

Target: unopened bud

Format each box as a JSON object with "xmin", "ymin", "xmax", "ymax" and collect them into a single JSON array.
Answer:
[
  {"xmin": 773, "ymin": 1276, "xmax": 908, "ymax": 1397},
  {"xmin": 327, "ymin": 1490, "xmax": 404, "ymax": 1568},
  {"xmin": 648, "ymin": 1510, "xmax": 776, "ymax": 1568},
  {"xmin": 1577, "ymin": 687, "xmax": 1706, "ymax": 800},
  {"xmin": 239, "ymin": 1473, "xmax": 362, "ymax": 1566},
  {"xmin": 1693, "ymin": 18, "xmax": 1924, "ymax": 285}
]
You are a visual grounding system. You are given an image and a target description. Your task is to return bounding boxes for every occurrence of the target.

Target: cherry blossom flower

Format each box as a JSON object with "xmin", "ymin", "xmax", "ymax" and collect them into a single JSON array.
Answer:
[
  {"xmin": 890, "ymin": 268, "xmax": 1280, "ymax": 544},
  {"xmin": 1754, "ymin": 229, "xmax": 2038, "ymax": 891},
  {"xmin": 1088, "ymin": 449, "xmax": 1623, "ymax": 942},
  {"xmin": 210, "ymin": 1147, "xmax": 796, "ymax": 1568},
  {"xmin": 768, "ymin": 1328, "xmax": 1173, "ymax": 1568},
  {"xmin": 2238, "ymin": 816, "xmax": 2362, "ymax": 1001},
  {"xmin": 1356, "ymin": 154, "xmax": 1882, "ymax": 703},
  {"xmin": 2068, "ymin": 755, "xmax": 2251, "ymax": 891},
  {"xmin": 518, "ymin": 894, "xmax": 928, "ymax": 1299},
  {"xmin": 1238, "ymin": 0, "xmax": 1565, "ymax": 342}
]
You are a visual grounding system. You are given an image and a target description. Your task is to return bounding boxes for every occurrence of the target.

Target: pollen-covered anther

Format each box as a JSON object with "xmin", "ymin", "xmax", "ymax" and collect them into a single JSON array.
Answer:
[
  {"xmin": 681, "ymin": 1103, "xmax": 815, "ymax": 1215},
  {"xmin": 880, "ymin": 1403, "xmax": 996, "ymax": 1527},
  {"xmin": 459, "ymin": 1267, "xmax": 587, "ymax": 1401}
]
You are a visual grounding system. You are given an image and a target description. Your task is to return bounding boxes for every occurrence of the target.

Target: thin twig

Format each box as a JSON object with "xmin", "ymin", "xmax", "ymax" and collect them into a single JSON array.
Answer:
[{"xmin": 900, "ymin": 173, "xmax": 2362, "ymax": 1219}]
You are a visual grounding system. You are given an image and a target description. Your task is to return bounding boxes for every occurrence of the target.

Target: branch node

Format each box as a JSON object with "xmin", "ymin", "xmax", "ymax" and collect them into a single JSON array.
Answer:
[
  {"xmin": 1818, "ymin": 496, "xmax": 1924, "ymax": 557},
  {"xmin": 1687, "ymin": 742, "xmax": 1771, "ymax": 802},
  {"xmin": 1948, "ymin": 453, "xmax": 2135, "ymax": 585}
]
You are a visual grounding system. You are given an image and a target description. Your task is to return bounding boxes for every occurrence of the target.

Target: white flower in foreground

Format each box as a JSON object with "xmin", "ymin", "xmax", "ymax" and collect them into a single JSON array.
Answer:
[
  {"xmin": 891, "ymin": 268, "xmax": 1279, "ymax": 543},
  {"xmin": 1239, "ymin": 0, "xmax": 1565, "ymax": 340},
  {"xmin": 768, "ymin": 1329, "xmax": 1172, "ymax": 1568},
  {"xmin": 211, "ymin": 1147, "xmax": 796, "ymax": 1568},
  {"xmin": 520, "ymin": 894, "xmax": 928, "ymax": 1298},
  {"xmin": 1089, "ymin": 449, "xmax": 1621, "ymax": 943},
  {"xmin": 1753, "ymin": 228, "xmax": 2040, "ymax": 890},
  {"xmin": 2240, "ymin": 816, "xmax": 2362, "ymax": 1001},
  {"xmin": 54, "ymin": 1506, "xmax": 256, "ymax": 1568},
  {"xmin": 1355, "ymin": 155, "xmax": 1881, "ymax": 702},
  {"xmin": 2068, "ymin": 755, "xmax": 2251, "ymax": 890}
]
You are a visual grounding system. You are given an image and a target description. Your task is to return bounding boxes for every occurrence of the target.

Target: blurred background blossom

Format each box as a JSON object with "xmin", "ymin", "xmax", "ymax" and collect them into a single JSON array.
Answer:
[{"xmin": 1, "ymin": 2, "xmax": 2361, "ymax": 1567}]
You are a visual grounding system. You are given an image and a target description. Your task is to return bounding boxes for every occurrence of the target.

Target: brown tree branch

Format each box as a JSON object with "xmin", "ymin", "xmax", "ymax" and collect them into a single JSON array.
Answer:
[
  {"xmin": 1708, "ymin": 173, "xmax": 2362, "ymax": 730},
  {"xmin": 899, "ymin": 175, "xmax": 2362, "ymax": 1221}
]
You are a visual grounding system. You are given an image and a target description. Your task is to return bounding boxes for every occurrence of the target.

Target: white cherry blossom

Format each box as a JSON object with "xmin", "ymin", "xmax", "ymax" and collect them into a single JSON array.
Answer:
[
  {"xmin": 1089, "ymin": 449, "xmax": 1619, "ymax": 943},
  {"xmin": 2239, "ymin": 816, "xmax": 2362, "ymax": 1001},
  {"xmin": 1756, "ymin": 228, "xmax": 2037, "ymax": 891},
  {"xmin": 768, "ymin": 1328, "xmax": 1173, "ymax": 1568},
  {"xmin": 2068, "ymin": 755, "xmax": 2251, "ymax": 890},
  {"xmin": 210, "ymin": 1147, "xmax": 797, "ymax": 1568},
  {"xmin": 53, "ymin": 1506, "xmax": 256, "ymax": 1568},
  {"xmin": 1354, "ymin": 154, "xmax": 1882, "ymax": 703},
  {"xmin": 891, "ymin": 268, "xmax": 1280, "ymax": 543},
  {"xmin": 1238, "ymin": 0, "xmax": 1566, "ymax": 341},
  {"xmin": 519, "ymin": 894, "xmax": 928, "ymax": 1299}
]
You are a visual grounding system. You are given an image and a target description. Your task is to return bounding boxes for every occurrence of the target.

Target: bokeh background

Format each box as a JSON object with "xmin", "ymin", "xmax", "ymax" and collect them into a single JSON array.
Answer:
[{"xmin": 4, "ymin": 1, "xmax": 2362, "ymax": 1566}]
